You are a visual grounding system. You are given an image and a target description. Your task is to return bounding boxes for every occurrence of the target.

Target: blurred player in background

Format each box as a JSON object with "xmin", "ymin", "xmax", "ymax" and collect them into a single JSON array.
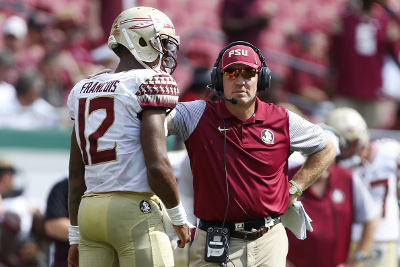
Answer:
[
  {"xmin": 326, "ymin": 107, "xmax": 400, "ymax": 267},
  {"xmin": 286, "ymin": 130, "xmax": 379, "ymax": 267},
  {"xmin": 0, "ymin": 158, "xmax": 47, "ymax": 267},
  {"xmin": 329, "ymin": 0, "xmax": 400, "ymax": 129},
  {"xmin": 67, "ymin": 6, "xmax": 191, "ymax": 267},
  {"xmin": 45, "ymin": 176, "xmax": 69, "ymax": 267}
]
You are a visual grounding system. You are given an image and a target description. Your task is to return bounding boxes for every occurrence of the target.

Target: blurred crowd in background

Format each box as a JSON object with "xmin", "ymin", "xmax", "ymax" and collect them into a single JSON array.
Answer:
[
  {"xmin": 0, "ymin": 0, "xmax": 400, "ymax": 266},
  {"xmin": 0, "ymin": 0, "xmax": 399, "ymax": 130}
]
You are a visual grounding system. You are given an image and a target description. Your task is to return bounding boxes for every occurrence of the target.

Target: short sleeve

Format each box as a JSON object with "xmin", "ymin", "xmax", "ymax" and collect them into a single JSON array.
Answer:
[
  {"xmin": 136, "ymin": 72, "xmax": 179, "ymax": 110},
  {"xmin": 289, "ymin": 110, "xmax": 328, "ymax": 155},
  {"xmin": 168, "ymin": 100, "xmax": 206, "ymax": 141},
  {"xmin": 67, "ymin": 89, "xmax": 75, "ymax": 120}
]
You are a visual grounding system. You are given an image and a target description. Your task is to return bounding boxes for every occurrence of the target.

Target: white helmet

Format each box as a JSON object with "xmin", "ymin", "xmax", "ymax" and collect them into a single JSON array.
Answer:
[
  {"xmin": 325, "ymin": 107, "xmax": 370, "ymax": 148},
  {"xmin": 108, "ymin": 6, "xmax": 180, "ymax": 73}
]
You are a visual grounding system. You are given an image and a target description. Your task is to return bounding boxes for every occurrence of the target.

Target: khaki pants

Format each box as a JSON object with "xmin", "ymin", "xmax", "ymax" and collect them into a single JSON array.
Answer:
[
  {"xmin": 78, "ymin": 192, "xmax": 174, "ymax": 267},
  {"xmin": 189, "ymin": 223, "xmax": 288, "ymax": 267}
]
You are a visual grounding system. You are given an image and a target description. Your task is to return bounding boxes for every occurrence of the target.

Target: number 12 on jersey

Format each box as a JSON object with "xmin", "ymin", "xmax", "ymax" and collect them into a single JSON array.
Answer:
[{"xmin": 77, "ymin": 97, "xmax": 117, "ymax": 165}]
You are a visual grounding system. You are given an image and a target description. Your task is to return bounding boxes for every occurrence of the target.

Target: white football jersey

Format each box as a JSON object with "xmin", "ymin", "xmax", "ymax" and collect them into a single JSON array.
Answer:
[
  {"xmin": 351, "ymin": 139, "xmax": 400, "ymax": 242},
  {"xmin": 67, "ymin": 69, "xmax": 179, "ymax": 194}
]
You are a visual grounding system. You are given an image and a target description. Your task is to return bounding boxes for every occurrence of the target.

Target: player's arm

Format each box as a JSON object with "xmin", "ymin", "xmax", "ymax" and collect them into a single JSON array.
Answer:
[
  {"xmin": 348, "ymin": 217, "xmax": 378, "ymax": 265},
  {"xmin": 45, "ymin": 217, "xmax": 70, "ymax": 241},
  {"xmin": 45, "ymin": 179, "xmax": 69, "ymax": 241},
  {"xmin": 140, "ymin": 108, "xmax": 190, "ymax": 248},
  {"xmin": 68, "ymin": 126, "xmax": 86, "ymax": 267},
  {"xmin": 345, "ymin": 173, "xmax": 379, "ymax": 266},
  {"xmin": 68, "ymin": 126, "xmax": 86, "ymax": 227}
]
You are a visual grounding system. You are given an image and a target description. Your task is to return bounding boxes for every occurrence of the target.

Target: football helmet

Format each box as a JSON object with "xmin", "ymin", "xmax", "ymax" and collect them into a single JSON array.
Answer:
[
  {"xmin": 108, "ymin": 6, "xmax": 180, "ymax": 73},
  {"xmin": 325, "ymin": 107, "xmax": 370, "ymax": 149}
]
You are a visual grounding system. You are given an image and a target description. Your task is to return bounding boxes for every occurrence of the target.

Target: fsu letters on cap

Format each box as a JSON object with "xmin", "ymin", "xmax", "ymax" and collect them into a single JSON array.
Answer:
[{"xmin": 220, "ymin": 45, "xmax": 261, "ymax": 71}]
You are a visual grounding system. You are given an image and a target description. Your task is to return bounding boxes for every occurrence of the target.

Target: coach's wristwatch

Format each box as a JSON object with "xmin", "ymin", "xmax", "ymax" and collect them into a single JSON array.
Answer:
[
  {"xmin": 289, "ymin": 180, "xmax": 302, "ymax": 197},
  {"xmin": 354, "ymin": 250, "xmax": 366, "ymax": 261}
]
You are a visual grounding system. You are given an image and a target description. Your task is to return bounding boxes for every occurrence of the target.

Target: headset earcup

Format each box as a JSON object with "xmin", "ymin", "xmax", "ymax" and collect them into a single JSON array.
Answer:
[
  {"xmin": 217, "ymin": 70, "xmax": 224, "ymax": 92},
  {"xmin": 211, "ymin": 66, "xmax": 224, "ymax": 92},
  {"xmin": 211, "ymin": 67, "xmax": 218, "ymax": 91},
  {"xmin": 257, "ymin": 66, "xmax": 272, "ymax": 91}
]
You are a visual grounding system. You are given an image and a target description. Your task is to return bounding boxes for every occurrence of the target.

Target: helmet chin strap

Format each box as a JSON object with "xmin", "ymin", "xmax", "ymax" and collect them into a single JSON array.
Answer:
[
  {"xmin": 145, "ymin": 37, "xmax": 163, "ymax": 70},
  {"xmin": 121, "ymin": 28, "xmax": 153, "ymax": 70},
  {"xmin": 149, "ymin": 14, "xmax": 164, "ymax": 71},
  {"xmin": 154, "ymin": 52, "xmax": 162, "ymax": 70}
]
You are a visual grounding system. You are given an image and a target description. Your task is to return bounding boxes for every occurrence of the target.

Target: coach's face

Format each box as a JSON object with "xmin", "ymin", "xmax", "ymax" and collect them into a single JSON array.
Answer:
[{"xmin": 222, "ymin": 64, "xmax": 258, "ymax": 105}]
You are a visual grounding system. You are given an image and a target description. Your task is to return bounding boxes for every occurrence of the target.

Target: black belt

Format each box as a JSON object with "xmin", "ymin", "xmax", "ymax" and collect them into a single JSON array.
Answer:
[
  {"xmin": 231, "ymin": 228, "xmax": 270, "ymax": 241},
  {"xmin": 198, "ymin": 217, "xmax": 281, "ymax": 241}
]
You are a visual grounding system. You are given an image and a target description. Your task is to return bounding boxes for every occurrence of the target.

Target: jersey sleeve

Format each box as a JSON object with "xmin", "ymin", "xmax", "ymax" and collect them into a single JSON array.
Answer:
[
  {"xmin": 67, "ymin": 88, "xmax": 76, "ymax": 120},
  {"xmin": 136, "ymin": 72, "xmax": 179, "ymax": 110},
  {"xmin": 288, "ymin": 110, "xmax": 329, "ymax": 155}
]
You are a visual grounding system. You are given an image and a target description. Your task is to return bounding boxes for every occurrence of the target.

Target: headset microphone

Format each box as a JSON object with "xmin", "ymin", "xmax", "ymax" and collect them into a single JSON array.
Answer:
[{"xmin": 206, "ymin": 85, "xmax": 238, "ymax": 105}]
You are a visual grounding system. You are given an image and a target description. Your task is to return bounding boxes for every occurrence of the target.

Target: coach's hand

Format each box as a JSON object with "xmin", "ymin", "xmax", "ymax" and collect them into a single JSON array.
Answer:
[
  {"xmin": 68, "ymin": 244, "xmax": 79, "ymax": 267},
  {"xmin": 173, "ymin": 224, "xmax": 191, "ymax": 248},
  {"xmin": 288, "ymin": 195, "xmax": 298, "ymax": 207}
]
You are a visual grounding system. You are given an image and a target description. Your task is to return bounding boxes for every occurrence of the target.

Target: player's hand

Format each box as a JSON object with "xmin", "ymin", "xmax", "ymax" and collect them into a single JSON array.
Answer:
[
  {"xmin": 173, "ymin": 224, "xmax": 191, "ymax": 248},
  {"xmin": 68, "ymin": 244, "xmax": 79, "ymax": 267}
]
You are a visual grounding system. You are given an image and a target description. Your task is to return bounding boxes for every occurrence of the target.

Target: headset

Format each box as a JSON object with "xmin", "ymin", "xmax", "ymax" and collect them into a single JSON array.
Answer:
[{"xmin": 211, "ymin": 41, "xmax": 272, "ymax": 92}]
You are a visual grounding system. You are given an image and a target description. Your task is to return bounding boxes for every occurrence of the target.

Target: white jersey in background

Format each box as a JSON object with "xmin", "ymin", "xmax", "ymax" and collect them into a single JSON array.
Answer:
[
  {"xmin": 350, "ymin": 138, "xmax": 400, "ymax": 243},
  {"xmin": 67, "ymin": 69, "xmax": 178, "ymax": 194}
]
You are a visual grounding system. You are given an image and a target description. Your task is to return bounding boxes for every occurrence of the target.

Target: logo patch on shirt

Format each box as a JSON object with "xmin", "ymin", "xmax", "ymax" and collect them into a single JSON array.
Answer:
[
  {"xmin": 331, "ymin": 189, "xmax": 345, "ymax": 203},
  {"xmin": 140, "ymin": 200, "xmax": 151, "ymax": 213},
  {"xmin": 261, "ymin": 129, "xmax": 275, "ymax": 144}
]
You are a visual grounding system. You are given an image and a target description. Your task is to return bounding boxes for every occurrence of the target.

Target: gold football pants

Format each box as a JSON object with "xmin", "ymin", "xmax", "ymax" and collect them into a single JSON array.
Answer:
[{"xmin": 77, "ymin": 192, "xmax": 174, "ymax": 267}]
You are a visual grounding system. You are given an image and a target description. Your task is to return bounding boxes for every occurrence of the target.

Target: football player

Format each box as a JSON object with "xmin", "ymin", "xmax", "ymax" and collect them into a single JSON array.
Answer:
[
  {"xmin": 326, "ymin": 107, "xmax": 400, "ymax": 267},
  {"xmin": 67, "ymin": 7, "xmax": 191, "ymax": 267}
]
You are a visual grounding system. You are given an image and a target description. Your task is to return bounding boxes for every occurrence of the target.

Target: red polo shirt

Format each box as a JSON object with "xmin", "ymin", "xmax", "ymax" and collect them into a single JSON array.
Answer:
[
  {"xmin": 184, "ymin": 98, "xmax": 290, "ymax": 222},
  {"xmin": 287, "ymin": 164, "xmax": 354, "ymax": 267}
]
